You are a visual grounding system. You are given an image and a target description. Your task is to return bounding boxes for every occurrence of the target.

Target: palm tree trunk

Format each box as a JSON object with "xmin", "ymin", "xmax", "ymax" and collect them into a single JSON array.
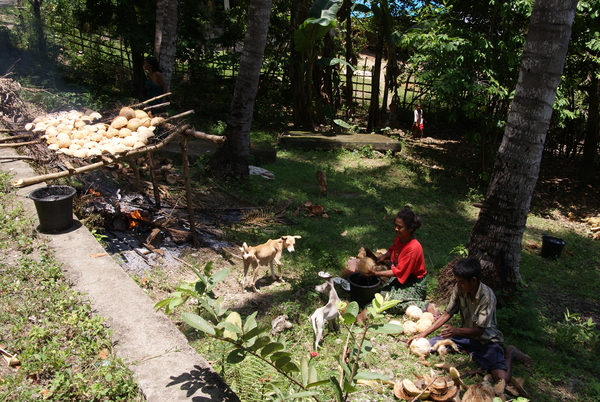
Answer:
[
  {"xmin": 466, "ymin": 0, "xmax": 579, "ymax": 290},
  {"xmin": 207, "ymin": 0, "xmax": 273, "ymax": 179}
]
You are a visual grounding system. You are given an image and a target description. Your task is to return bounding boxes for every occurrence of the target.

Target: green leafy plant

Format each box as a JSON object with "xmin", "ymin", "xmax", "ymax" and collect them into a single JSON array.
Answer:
[
  {"xmin": 156, "ymin": 263, "xmax": 403, "ymax": 401},
  {"xmin": 555, "ymin": 308, "xmax": 598, "ymax": 349},
  {"xmin": 450, "ymin": 244, "xmax": 469, "ymax": 258},
  {"xmin": 333, "ymin": 119, "xmax": 360, "ymax": 133}
]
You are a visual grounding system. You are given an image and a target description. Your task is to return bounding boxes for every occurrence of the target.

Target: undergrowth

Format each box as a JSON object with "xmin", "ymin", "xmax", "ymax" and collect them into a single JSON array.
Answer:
[{"xmin": 0, "ymin": 172, "xmax": 144, "ymax": 401}]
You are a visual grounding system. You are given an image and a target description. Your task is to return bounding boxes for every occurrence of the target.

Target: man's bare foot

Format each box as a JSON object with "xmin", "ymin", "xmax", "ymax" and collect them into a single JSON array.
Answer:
[{"xmin": 506, "ymin": 345, "xmax": 533, "ymax": 367}]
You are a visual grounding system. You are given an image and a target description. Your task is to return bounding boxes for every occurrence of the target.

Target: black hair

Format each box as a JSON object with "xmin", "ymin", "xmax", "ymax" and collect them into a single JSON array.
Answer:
[
  {"xmin": 396, "ymin": 208, "xmax": 422, "ymax": 232},
  {"xmin": 145, "ymin": 56, "xmax": 161, "ymax": 72},
  {"xmin": 452, "ymin": 256, "xmax": 482, "ymax": 281}
]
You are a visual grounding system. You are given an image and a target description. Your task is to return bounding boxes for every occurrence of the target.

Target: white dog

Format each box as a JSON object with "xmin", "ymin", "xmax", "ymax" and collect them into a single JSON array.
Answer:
[
  {"xmin": 310, "ymin": 279, "xmax": 341, "ymax": 350},
  {"xmin": 240, "ymin": 235, "xmax": 301, "ymax": 292}
]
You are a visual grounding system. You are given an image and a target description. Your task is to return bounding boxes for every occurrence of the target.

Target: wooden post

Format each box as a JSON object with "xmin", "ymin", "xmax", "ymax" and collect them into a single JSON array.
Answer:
[
  {"xmin": 146, "ymin": 152, "xmax": 161, "ymax": 209},
  {"xmin": 128, "ymin": 156, "xmax": 141, "ymax": 191},
  {"xmin": 180, "ymin": 133, "xmax": 198, "ymax": 247}
]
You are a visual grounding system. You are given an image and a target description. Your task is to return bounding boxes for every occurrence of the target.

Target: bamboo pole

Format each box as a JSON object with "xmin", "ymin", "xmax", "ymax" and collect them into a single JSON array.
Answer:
[
  {"xmin": 0, "ymin": 155, "xmax": 35, "ymax": 160},
  {"xmin": 129, "ymin": 92, "xmax": 172, "ymax": 109},
  {"xmin": 0, "ymin": 134, "xmax": 32, "ymax": 141},
  {"xmin": 180, "ymin": 133, "xmax": 198, "ymax": 247},
  {"xmin": 185, "ymin": 128, "xmax": 226, "ymax": 146},
  {"xmin": 0, "ymin": 139, "xmax": 41, "ymax": 147},
  {"xmin": 12, "ymin": 125, "xmax": 188, "ymax": 187}
]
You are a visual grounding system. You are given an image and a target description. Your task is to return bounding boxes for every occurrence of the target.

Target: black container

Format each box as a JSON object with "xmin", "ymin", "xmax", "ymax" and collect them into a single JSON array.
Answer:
[
  {"xmin": 28, "ymin": 185, "xmax": 76, "ymax": 233},
  {"xmin": 541, "ymin": 235, "xmax": 566, "ymax": 259},
  {"xmin": 348, "ymin": 272, "xmax": 381, "ymax": 308}
]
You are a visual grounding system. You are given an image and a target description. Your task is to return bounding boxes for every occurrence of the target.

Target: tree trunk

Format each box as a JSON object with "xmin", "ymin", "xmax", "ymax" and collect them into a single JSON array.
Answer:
[
  {"xmin": 342, "ymin": 0, "xmax": 355, "ymax": 116},
  {"xmin": 367, "ymin": 30, "xmax": 383, "ymax": 132},
  {"xmin": 155, "ymin": 0, "xmax": 178, "ymax": 90},
  {"xmin": 466, "ymin": 0, "xmax": 578, "ymax": 291},
  {"xmin": 578, "ymin": 74, "xmax": 599, "ymax": 181},
  {"xmin": 207, "ymin": 0, "xmax": 273, "ymax": 179},
  {"xmin": 28, "ymin": 0, "xmax": 46, "ymax": 54}
]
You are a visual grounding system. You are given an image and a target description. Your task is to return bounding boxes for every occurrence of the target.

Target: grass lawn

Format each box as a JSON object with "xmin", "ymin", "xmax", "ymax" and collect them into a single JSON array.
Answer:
[{"xmin": 165, "ymin": 138, "xmax": 599, "ymax": 402}]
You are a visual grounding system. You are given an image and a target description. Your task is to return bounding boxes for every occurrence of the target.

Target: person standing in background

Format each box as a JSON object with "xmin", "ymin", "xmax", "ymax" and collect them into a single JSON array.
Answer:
[{"xmin": 412, "ymin": 103, "xmax": 425, "ymax": 139}]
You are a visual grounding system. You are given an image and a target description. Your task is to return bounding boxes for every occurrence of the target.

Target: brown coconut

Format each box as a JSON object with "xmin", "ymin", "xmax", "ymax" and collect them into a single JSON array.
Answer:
[
  {"xmin": 111, "ymin": 116, "xmax": 128, "ymax": 129},
  {"xmin": 119, "ymin": 107, "xmax": 136, "ymax": 120}
]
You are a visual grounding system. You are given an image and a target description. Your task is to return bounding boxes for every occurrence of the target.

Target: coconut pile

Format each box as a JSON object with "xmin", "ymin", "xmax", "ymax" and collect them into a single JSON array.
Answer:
[
  {"xmin": 25, "ymin": 107, "xmax": 166, "ymax": 159},
  {"xmin": 401, "ymin": 305, "xmax": 435, "ymax": 336}
]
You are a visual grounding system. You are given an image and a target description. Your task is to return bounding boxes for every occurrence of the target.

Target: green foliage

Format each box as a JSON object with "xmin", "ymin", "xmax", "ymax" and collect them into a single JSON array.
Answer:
[
  {"xmin": 156, "ymin": 267, "xmax": 402, "ymax": 401},
  {"xmin": 555, "ymin": 308, "xmax": 598, "ymax": 350},
  {"xmin": 450, "ymin": 244, "xmax": 468, "ymax": 258},
  {"xmin": 0, "ymin": 174, "xmax": 142, "ymax": 401}
]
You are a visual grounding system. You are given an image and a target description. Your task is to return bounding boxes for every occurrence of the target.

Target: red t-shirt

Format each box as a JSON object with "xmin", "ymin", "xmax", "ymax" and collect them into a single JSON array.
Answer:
[{"xmin": 388, "ymin": 238, "xmax": 427, "ymax": 284}]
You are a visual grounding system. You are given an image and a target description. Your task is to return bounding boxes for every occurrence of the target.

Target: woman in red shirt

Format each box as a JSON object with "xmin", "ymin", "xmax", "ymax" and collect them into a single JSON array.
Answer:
[{"xmin": 365, "ymin": 208, "xmax": 431, "ymax": 314}]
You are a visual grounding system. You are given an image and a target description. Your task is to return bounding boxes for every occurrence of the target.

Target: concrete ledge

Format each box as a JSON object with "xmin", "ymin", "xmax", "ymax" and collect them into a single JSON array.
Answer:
[
  {"xmin": 0, "ymin": 146, "xmax": 240, "ymax": 402},
  {"xmin": 279, "ymin": 131, "xmax": 402, "ymax": 152}
]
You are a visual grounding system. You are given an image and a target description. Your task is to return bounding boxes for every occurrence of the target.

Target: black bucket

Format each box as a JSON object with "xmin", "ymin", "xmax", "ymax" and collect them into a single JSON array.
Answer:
[
  {"xmin": 28, "ymin": 185, "xmax": 76, "ymax": 233},
  {"xmin": 541, "ymin": 235, "xmax": 566, "ymax": 259},
  {"xmin": 348, "ymin": 272, "xmax": 381, "ymax": 308}
]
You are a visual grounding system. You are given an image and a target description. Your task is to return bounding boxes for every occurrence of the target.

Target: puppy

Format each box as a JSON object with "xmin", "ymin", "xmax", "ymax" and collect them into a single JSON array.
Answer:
[
  {"xmin": 310, "ymin": 279, "xmax": 340, "ymax": 350},
  {"xmin": 316, "ymin": 169, "xmax": 327, "ymax": 197},
  {"xmin": 240, "ymin": 235, "xmax": 301, "ymax": 292}
]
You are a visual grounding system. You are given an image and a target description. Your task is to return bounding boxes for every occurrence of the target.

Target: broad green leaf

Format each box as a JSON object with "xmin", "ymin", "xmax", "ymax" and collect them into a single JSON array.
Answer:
[
  {"xmin": 274, "ymin": 356, "xmax": 292, "ymax": 369},
  {"xmin": 226, "ymin": 348, "xmax": 246, "ymax": 363},
  {"xmin": 241, "ymin": 325, "xmax": 265, "ymax": 342},
  {"xmin": 374, "ymin": 293, "xmax": 384, "ymax": 307},
  {"xmin": 182, "ymin": 313, "xmax": 215, "ymax": 336},
  {"xmin": 261, "ymin": 342, "xmax": 284, "ymax": 357},
  {"xmin": 271, "ymin": 351, "xmax": 292, "ymax": 361},
  {"xmin": 307, "ymin": 379, "xmax": 329, "ymax": 388},
  {"xmin": 368, "ymin": 323, "xmax": 403, "ymax": 334},
  {"xmin": 330, "ymin": 376, "xmax": 343, "ymax": 402},
  {"xmin": 315, "ymin": 57, "xmax": 355, "ymax": 71},
  {"xmin": 345, "ymin": 301, "xmax": 359, "ymax": 316},
  {"xmin": 354, "ymin": 372, "xmax": 390, "ymax": 381},
  {"xmin": 243, "ymin": 311, "xmax": 258, "ymax": 332},
  {"xmin": 222, "ymin": 312, "xmax": 242, "ymax": 339},
  {"xmin": 300, "ymin": 354, "xmax": 309, "ymax": 386},
  {"xmin": 342, "ymin": 380, "xmax": 358, "ymax": 393},
  {"xmin": 250, "ymin": 336, "xmax": 271, "ymax": 351},
  {"xmin": 352, "ymin": 3, "xmax": 370, "ymax": 13},
  {"xmin": 307, "ymin": 0, "xmax": 342, "ymax": 20},
  {"xmin": 203, "ymin": 261, "xmax": 213, "ymax": 276},
  {"xmin": 208, "ymin": 268, "xmax": 230, "ymax": 287}
]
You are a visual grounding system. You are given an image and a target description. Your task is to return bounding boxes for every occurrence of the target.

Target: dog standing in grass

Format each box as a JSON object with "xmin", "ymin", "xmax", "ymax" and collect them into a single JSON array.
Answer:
[
  {"xmin": 310, "ymin": 278, "xmax": 340, "ymax": 350},
  {"xmin": 240, "ymin": 235, "xmax": 301, "ymax": 292},
  {"xmin": 316, "ymin": 169, "xmax": 327, "ymax": 197}
]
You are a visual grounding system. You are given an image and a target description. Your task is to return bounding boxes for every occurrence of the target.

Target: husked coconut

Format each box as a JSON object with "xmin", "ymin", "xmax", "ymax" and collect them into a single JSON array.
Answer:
[
  {"xmin": 25, "ymin": 122, "xmax": 34, "ymax": 131},
  {"xmin": 87, "ymin": 124, "xmax": 99, "ymax": 132},
  {"xmin": 138, "ymin": 117, "xmax": 151, "ymax": 127},
  {"xmin": 46, "ymin": 136, "xmax": 58, "ymax": 145},
  {"xmin": 111, "ymin": 116, "xmax": 128, "ymax": 129},
  {"xmin": 74, "ymin": 148, "xmax": 88, "ymax": 158},
  {"xmin": 406, "ymin": 306, "xmax": 423, "ymax": 320},
  {"xmin": 134, "ymin": 109, "xmax": 148, "ymax": 119},
  {"xmin": 89, "ymin": 112, "xmax": 102, "ymax": 120},
  {"xmin": 127, "ymin": 118, "xmax": 141, "ymax": 131},
  {"xmin": 33, "ymin": 122, "xmax": 47, "ymax": 132},
  {"xmin": 409, "ymin": 337, "xmax": 431, "ymax": 358},
  {"xmin": 121, "ymin": 136, "xmax": 136, "ymax": 147},
  {"xmin": 88, "ymin": 148, "xmax": 102, "ymax": 156},
  {"xmin": 105, "ymin": 128, "xmax": 118, "ymax": 138},
  {"xmin": 133, "ymin": 141, "xmax": 146, "ymax": 149},
  {"xmin": 90, "ymin": 132, "xmax": 104, "ymax": 142},
  {"xmin": 421, "ymin": 312, "xmax": 434, "ymax": 322},
  {"xmin": 83, "ymin": 142, "xmax": 97, "ymax": 149},
  {"xmin": 415, "ymin": 317, "xmax": 433, "ymax": 333},
  {"xmin": 113, "ymin": 144, "xmax": 128, "ymax": 154},
  {"xmin": 69, "ymin": 143, "xmax": 81, "ymax": 151},
  {"xmin": 74, "ymin": 120, "xmax": 86, "ymax": 129},
  {"xmin": 403, "ymin": 320, "xmax": 418, "ymax": 335},
  {"xmin": 48, "ymin": 143, "xmax": 59, "ymax": 151},
  {"xmin": 58, "ymin": 138, "xmax": 72, "ymax": 149},
  {"xmin": 150, "ymin": 116, "xmax": 165, "ymax": 126},
  {"xmin": 119, "ymin": 128, "xmax": 132, "ymax": 138},
  {"xmin": 45, "ymin": 126, "xmax": 58, "ymax": 136},
  {"xmin": 119, "ymin": 106, "xmax": 136, "ymax": 120},
  {"xmin": 61, "ymin": 148, "xmax": 75, "ymax": 156}
]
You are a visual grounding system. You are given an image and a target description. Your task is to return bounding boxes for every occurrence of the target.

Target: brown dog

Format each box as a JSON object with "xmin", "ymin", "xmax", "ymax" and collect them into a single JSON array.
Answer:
[
  {"xmin": 316, "ymin": 169, "xmax": 327, "ymax": 197},
  {"xmin": 240, "ymin": 235, "xmax": 301, "ymax": 292}
]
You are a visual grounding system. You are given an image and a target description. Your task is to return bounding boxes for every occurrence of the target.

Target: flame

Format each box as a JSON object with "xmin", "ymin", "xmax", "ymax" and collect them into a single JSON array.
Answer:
[{"xmin": 127, "ymin": 210, "xmax": 144, "ymax": 228}]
